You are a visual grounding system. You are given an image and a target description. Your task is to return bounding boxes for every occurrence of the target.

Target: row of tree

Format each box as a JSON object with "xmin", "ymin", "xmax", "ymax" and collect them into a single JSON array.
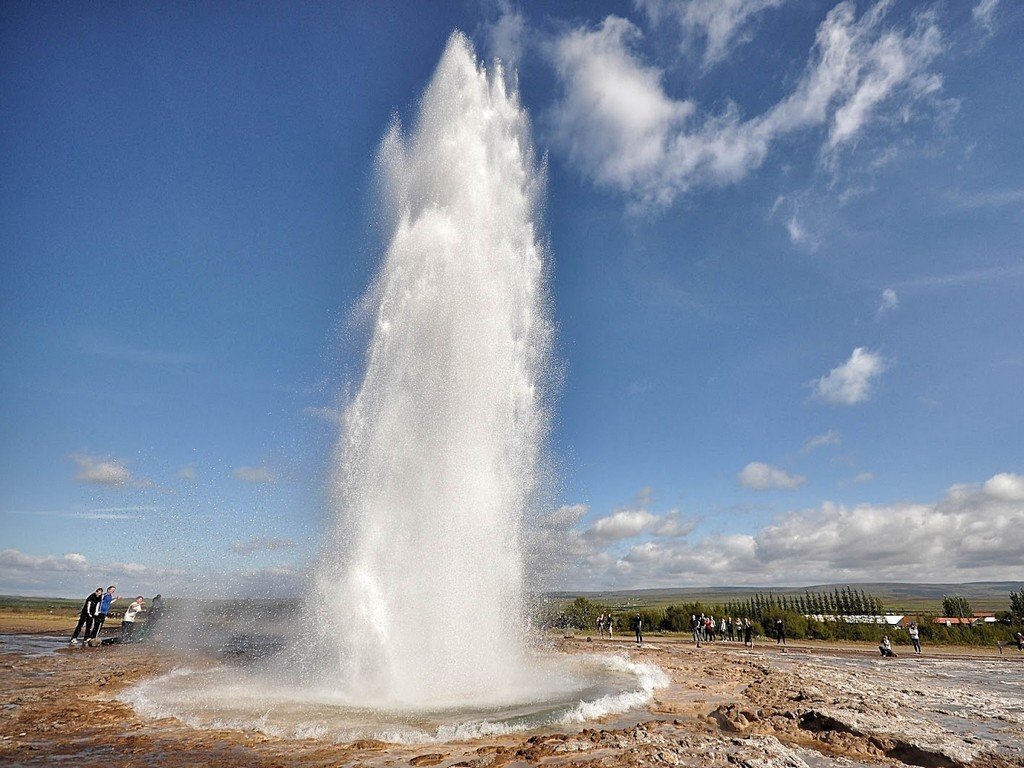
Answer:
[
  {"xmin": 720, "ymin": 587, "xmax": 884, "ymax": 623},
  {"xmin": 548, "ymin": 588, "xmax": 1024, "ymax": 646}
]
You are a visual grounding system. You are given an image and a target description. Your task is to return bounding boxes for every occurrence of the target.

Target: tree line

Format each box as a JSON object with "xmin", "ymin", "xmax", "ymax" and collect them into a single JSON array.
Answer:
[
  {"xmin": 545, "ymin": 586, "xmax": 1024, "ymax": 647},
  {"xmin": 720, "ymin": 587, "xmax": 884, "ymax": 623}
]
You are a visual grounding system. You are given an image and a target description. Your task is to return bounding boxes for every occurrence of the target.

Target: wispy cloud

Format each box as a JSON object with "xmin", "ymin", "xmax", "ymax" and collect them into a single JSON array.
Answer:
[
  {"xmin": 810, "ymin": 347, "xmax": 886, "ymax": 405},
  {"xmin": 801, "ymin": 429, "xmax": 841, "ymax": 454},
  {"xmin": 972, "ymin": 0, "xmax": 1000, "ymax": 34},
  {"xmin": 956, "ymin": 187, "xmax": 1024, "ymax": 209},
  {"xmin": 894, "ymin": 262, "xmax": 1024, "ymax": 290},
  {"xmin": 549, "ymin": 1, "xmax": 945, "ymax": 209},
  {"xmin": 876, "ymin": 287, "xmax": 899, "ymax": 317},
  {"xmin": 635, "ymin": 0, "xmax": 787, "ymax": 69},
  {"xmin": 233, "ymin": 465, "xmax": 277, "ymax": 484},
  {"xmin": 6, "ymin": 505, "xmax": 155, "ymax": 521},
  {"xmin": 230, "ymin": 537, "xmax": 295, "ymax": 555}
]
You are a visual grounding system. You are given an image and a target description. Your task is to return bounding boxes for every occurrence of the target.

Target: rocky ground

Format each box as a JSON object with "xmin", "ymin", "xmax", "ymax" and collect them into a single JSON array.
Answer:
[{"xmin": 1, "ymin": 631, "xmax": 1021, "ymax": 768}]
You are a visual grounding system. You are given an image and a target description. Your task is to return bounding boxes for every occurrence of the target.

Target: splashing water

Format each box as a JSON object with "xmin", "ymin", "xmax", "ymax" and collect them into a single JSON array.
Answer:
[
  {"xmin": 124, "ymin": 32, "xmax": 665, "ymax": 740},
  {"xmin": 310, "ymin": 31, "xmax": 550, "ymax": 710}
]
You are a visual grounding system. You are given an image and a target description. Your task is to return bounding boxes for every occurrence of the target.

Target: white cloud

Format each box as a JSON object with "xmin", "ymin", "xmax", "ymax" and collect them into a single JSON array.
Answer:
[
  {"xmin": 0, "ymin": 549, "xmax": 189, "ymax": 597},
  {"xmin": 972, "ymin": 0, "xmax": 1000, "ymax": 33},
  {"xmin": 983, "ymin": 472, "xmax": 1024, "ymax": 501},
  {"xmin": 586, "ymin": 509, "xmax": 658, "ymax": 543},
  {"xmin": 636, "ymin": 0, "xmax": 787, "ymax": 69},
  {"xmin": 549, "ymin": 1, "xmax": 945, "ymax": 209},
  {"xmin": 738, "ymin": 461, "xmax": 808, "ymax": 490},
  {"xmin": 71, "ymin": 453, "xmax": 131, "ymax": 486},
  {"xmin": 230, "ymin": 537, "xmax": 296, "ymax": 555},
  {"xmin": 555, "ymin": 472, "xmax": 1024, "ymax": 588},
  {"xmin": 177, "ymin": 465, "xmax": 197, "ymax": 481},
  {"xmin": 233, "ymin": 465, "xmax": 277, "ymax": 484},
  {"xmin": 810, "ymin": 347, "xmax": 886, "ymax": 405},
  {"xmin": 877, "ymin": 287, "xmax": 899, "ymax": 316},
  {"xmin": 801, "ymin": 429, "xmax": 841, "ymax": 454},
  {"xmin": 70, "ymin": 453, "xmax": 151, "ymax": 488}
]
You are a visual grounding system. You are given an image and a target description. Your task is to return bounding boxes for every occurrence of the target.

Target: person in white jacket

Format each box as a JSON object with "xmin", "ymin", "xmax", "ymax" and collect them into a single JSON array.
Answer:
[
  {"xmin": 121, "ymin": 596, "xmax": 145, "ymax": 642},
  {"xmin": 908, "ymin": 623, "xmax": 921, "ymax": 654}
]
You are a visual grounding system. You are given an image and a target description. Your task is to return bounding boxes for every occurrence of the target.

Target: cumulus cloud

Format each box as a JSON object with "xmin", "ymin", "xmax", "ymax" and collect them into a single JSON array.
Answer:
[
  {"xmin": 636, "ymin": 0, "xmax": 787, "ymax": 68},
  {"xmin": 0, "ymin": 548, "xmax": 188, "ymax": 597},
  {"xmin": 70, "ymin": 453, "xmax": 151, "ymax": 488},
  {"xmin": 585, "ymin": 509, "xmax": 658, "ymax": 543},
  {"xmin": 877, "ymin": 287, "xmax": 899, "ymax": 316},
  {"xmin": 983, "ymin": 472, "xmax": 1024, "ymax": 501},
  {"xmin": 556, "ymin": 472, "xmax": 1024, "ymax": 588},
  {"xmin": 738, "ymin": 461, "xmax": 808, "ymax": 490},
  {"xmin": 233, "ymin": 465, "xmax": 277, "ymax": 484},
  {"xmin": 230, "ymin": 537, "xmax": 296, "ymax": 555},
  {"xmin": 810, "ymin": 347, "xmax": 886, "ymax": 405},
  {"xmin": 801, "ymin": 429, "xmax": 841, "ymax": 454},
  {"xmin": 71, "ymin": 453, "xmax": 131, "ymax": 486},
  {"xmin": 549, "ymin": 1, "xmax": 945, "ymax": 208}
]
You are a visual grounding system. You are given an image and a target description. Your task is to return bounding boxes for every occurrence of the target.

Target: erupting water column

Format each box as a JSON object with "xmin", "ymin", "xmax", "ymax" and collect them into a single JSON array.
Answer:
[{"xmin": 313, "ymin": 32, "xmax": 552, "ymax": 709}]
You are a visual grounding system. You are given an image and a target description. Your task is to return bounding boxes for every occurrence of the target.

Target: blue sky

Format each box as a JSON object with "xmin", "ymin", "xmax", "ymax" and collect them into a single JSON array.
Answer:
[{"xmin": 2, "ymin": 0, "xmax": 1022, "ymax": 596}]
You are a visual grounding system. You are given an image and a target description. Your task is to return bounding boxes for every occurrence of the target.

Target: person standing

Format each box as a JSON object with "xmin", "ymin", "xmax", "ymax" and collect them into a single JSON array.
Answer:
[
  {"xmin": 70, "ymin": 588, "xmax": 103, "ymax": 646},
  {"xmin": 743, "ymin": 618, "xmax": 753, "ymax": 647},
  {"xmin": 88, "ymin": 585, "xmax": 119, "ymax": 641},
  {"xmin": 606, "ymin": 612, "xmax": 613, "ymax": 638},
  {"xmin": 632, "ymin": 613, "xmax": 643, "ymax": 645},
  {"xmin": 121, "ymin": 596, "xmax": 145, "ymax": 642},
  {"xmin": 908, "ymin": 622, "xmax": 921, "ymax": 654},
  {"xmin": 775, "ymin": 618, "xmax": 786, "ymax": 645}
]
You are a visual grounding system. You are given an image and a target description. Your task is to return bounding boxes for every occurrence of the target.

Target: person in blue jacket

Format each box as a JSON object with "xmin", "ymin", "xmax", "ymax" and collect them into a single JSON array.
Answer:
[{"xmin": 88, "ymin": 585, "xmax": 119, "ymax": 641}]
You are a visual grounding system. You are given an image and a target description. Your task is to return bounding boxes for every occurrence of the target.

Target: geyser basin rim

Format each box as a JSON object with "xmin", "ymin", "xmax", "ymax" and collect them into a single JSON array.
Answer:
[{"xmin": 121, "ymin": 654, "xmax": 669, "ymax": 744}]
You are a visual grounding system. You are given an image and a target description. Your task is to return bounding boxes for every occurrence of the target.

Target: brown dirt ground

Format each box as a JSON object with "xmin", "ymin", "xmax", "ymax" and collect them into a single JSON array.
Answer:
[{"xmin": 1, "ymin": 626, "xmax": 1020, "ymax": 768}]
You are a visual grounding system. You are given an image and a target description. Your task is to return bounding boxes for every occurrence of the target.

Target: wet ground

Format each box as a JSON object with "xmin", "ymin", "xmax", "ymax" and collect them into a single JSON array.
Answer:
[{"xmin": 0, "ymin": 632, "xmax": 1021, "ymax": 767}]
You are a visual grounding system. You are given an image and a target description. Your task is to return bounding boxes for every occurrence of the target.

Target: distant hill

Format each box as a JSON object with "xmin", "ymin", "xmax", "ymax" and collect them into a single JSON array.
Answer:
[{"xmin": 546, "ymin": 581, "xmax": 1023, "ymax": 613}]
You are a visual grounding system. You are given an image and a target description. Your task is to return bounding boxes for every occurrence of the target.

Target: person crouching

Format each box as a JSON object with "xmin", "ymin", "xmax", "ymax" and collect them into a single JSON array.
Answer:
[{"xmin": 121, "ymin": 596, "xmax": 145, "ymax": 642}]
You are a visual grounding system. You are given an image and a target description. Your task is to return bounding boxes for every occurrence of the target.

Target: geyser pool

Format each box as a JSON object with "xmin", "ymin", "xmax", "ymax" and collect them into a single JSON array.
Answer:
[{"xmin": 124, "ymin": 32, "xmax": 666, "ymax": 739}]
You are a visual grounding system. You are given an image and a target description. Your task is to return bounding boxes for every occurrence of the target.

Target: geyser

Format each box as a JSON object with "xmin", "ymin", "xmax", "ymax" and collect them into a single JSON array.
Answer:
[
  {"xmin": 310, "ymin": 30, "xmax": 550, "ymax": 709},
  {"xmin": 124, "ymin": 33, "xmax": 666, "ymax": 742}
]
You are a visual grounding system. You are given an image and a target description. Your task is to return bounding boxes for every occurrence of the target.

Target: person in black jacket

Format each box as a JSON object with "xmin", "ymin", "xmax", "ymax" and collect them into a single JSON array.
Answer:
[
  {"xmin": 632, "ymin": 613, "xmax": 643, "ymax": 645},
  {"xmin": 70, "ymin": 588, "xmax": 103, "ymax": 645}
]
